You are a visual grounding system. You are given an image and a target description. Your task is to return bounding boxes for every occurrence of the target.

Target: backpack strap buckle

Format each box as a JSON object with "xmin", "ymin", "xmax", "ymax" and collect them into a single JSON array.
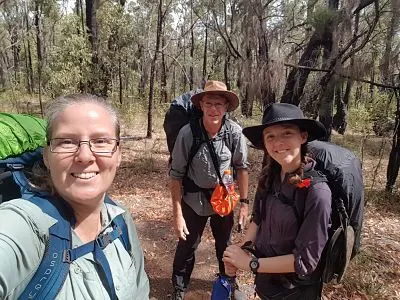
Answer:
[{"xmin": 63, "ymin": 249, "xmax": 73, "ymax": 263}]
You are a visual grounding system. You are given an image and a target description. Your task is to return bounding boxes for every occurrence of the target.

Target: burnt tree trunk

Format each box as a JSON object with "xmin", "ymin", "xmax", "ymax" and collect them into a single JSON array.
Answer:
[
  {"xmin": 281, "ymin": 30, "xmax": 327, "ymax": 105},
  {"xmin": 332, "ymin": 12, "xmax": 359, "ymax": 134},
  {"xmin": 386, "ymin": 91, "xmax": 400, "ymax": 192},
  {"xmin": 333, "ymin": 78, "xmax": 351, "ymax": 134}
]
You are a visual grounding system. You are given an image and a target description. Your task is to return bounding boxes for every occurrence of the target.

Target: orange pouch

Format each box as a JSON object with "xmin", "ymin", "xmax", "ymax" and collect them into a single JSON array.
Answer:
[{"xmin": 210, "ymin": 184, "xmax": 239, "ymax": 217}]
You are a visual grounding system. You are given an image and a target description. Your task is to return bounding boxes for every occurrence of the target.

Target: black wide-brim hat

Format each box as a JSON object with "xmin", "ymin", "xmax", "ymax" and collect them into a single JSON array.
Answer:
[{"xmin": 243, "ymin": 103, "xmax": 327, "ymax": 149}]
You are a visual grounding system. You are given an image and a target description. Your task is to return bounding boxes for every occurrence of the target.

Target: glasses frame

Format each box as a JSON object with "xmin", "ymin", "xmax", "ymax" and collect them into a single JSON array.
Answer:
[
  {"xmin": 48, "ymin": 138, "xmax": 120, "ymax": 154},
  {"xmin": 200, "ymin": 100, "xmax": 228, "ymax": 109}
]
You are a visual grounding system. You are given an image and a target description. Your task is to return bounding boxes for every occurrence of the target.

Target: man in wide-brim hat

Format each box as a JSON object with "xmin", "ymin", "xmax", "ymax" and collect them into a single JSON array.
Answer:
[{"xmin": 169, "ymin": 80, "xmax": 249, "ymax": 300}]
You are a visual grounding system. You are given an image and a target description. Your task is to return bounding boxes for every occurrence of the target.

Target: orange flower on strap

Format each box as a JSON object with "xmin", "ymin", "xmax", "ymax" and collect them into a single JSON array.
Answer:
[{"xmin": 296, "ymin": 178, "xmax": 311, "ymax": 188}]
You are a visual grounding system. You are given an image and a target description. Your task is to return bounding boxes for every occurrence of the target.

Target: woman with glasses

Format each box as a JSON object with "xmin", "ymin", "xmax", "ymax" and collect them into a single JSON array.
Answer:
[{"xmin": 0, "ymin": 94, "xmax": 149, "ymax": 299}]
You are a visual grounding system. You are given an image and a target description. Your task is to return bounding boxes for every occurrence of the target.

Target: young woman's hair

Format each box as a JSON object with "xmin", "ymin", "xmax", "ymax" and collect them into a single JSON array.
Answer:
[
  {"xmin": 258, "ymin": 143, "xmax": 310, "ymax": 193},
  {"xmin": 29, "ymin": 93, "xmax": 120, "ymax": 193}
]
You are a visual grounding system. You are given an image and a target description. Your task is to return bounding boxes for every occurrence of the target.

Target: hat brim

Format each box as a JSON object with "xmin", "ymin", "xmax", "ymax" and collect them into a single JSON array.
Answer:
[
  {"xmin": 243, "ymin": 119, "xmax": 327, "ymax": 149},
  {"xmin": 191, "ymin": 90, "xmax": 239, "ymax": 112}
]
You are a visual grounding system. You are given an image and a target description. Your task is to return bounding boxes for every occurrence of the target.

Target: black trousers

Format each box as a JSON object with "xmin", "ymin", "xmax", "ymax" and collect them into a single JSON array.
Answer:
[{"xmin": 172, "ymin": 200, "xmax": 234, "ymax": 291}]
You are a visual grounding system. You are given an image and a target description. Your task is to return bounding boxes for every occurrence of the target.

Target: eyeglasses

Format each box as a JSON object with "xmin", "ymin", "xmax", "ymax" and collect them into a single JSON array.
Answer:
[
  {"xmin": 48, "ymin": 138, "xmax": 120, "ymax": 154},
  {"xmin": 201, "ymin": 101, "xmax": 227, "ymax": 109}
]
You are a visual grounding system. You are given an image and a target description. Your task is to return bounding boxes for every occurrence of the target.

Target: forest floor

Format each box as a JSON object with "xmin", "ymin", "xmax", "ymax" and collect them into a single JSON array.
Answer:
[{"xmin": 108, "ymin": 124, "xmax": 400, "ymax": 300}]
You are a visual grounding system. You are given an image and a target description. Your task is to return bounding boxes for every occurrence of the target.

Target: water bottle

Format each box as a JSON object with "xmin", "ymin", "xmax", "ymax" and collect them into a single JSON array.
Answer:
[{"xmin": 222, "ymin": 169, "xmax": 234, "ymax": 193}]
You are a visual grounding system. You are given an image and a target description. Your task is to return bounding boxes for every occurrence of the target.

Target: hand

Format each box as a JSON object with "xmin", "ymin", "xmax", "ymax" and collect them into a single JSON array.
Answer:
[
  {"xmin": 224, "ymin": 262, "xmax": 238, "ymax": 277},
  {"xmin": 174, "ymin": 215, "xmax": 189, "ymax": 240},
  {"xmin": 238, "ymin": 203, "xmax": 249, "ymax": 230},
  {"xmin": 223, "ymin": 245, "xmax": 251, "ymax": 271}
]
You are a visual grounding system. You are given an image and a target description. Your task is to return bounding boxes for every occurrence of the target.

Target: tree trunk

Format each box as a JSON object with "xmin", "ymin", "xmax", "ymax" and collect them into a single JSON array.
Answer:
[
  {"xmin": 35, "ymin": 0, "xmax": 44, "ymax": 117},
  {"xmin": 85, "ymin": 0, "xmax": 100, "ymax": 94},
  {"xmin": 281, "ymin": 29, "xmax": 328, "ymax": 105},
  {"xmin": 224, "ymin": 52, "xmax": 230, "ymax": 90},
  {"xmin": 147, "ymin": 0, "xmax": 163, "ymax": 138},
  {"xmin": 76, "ymin": 0, "xmax": 85, "ymax": 92},
  {"xmin": 317, "ymin": 0, "xmax": 340, "ymax": 141},
  {"xmin": 332, "ymin": 12, "xmax": 359, "ymax": 134},
  {"xmin": 24, "ymin": 1, "xmax": 33, "ymax": 94},
  {"xmin": 202, "ymin": 20, "xmax": 208, "ymax": 82},
  {"xmin": 380, "ymin": 0, "xmax": 400, "ymax": 84},
  {"xmin": 189, "ymin": 0, "xmax": 194, "ymax": 90},
  {"xmin": 333, "ymin": 79, "xmax": 351, "ymax": 134},
  {"xmin": 386, "ymin": 91, "xmax": 400, "ymax": 192},
  {"xmin": 161, "ymin": 36, "xmax": 168, "ymax": 103},
  {"xmin": 138, "ymin": 43, "xmax": 147, "ymax": 99},
  {"xmin": 118, "ymin": 56, "xmax": 123, "ymax": 104}
]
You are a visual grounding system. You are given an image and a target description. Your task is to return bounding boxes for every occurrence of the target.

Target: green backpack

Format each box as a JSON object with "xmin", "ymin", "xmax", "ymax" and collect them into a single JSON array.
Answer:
[{"xmin": 0, "ymin": 113, "xmax": 47, "ymax": 159}]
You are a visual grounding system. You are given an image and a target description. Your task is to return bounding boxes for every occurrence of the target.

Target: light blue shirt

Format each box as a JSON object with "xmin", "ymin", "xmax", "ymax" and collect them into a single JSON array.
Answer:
[{"xmin": 0, "ymin": 198, "xmax": 150, "ymax": 299}]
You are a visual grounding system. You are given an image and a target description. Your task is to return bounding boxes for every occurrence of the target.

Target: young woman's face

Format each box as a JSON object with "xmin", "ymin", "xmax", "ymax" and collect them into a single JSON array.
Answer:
[
  {"xmin": 43, "ymin": 102, "xmax": 121, "ymax": 208},
  {"xmin": 263, "ymin": 123, "xmax": 308, "ymax": 173}
]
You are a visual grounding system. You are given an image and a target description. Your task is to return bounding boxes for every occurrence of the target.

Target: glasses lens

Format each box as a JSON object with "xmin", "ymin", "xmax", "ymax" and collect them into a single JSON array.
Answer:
[
  {"xmin": 90, "ymin": 138, "xmax": 117, "ymax": 153},
  {"xmin": 50, "ymin": 138, "xmax": 78, "ymax": 153}
]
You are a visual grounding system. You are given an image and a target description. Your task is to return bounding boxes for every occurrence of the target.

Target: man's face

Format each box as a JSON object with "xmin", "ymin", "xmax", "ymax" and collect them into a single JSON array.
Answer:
[{"xmin": 199, "ymin": 94, "xmax": 228, "ymax": 127}]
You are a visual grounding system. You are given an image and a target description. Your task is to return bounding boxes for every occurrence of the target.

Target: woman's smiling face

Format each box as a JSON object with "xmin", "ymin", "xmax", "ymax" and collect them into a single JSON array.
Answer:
[
  {"xmin": 263, "ymin": 123, "xmax": 308, "ymax": 173},
  {"xmin": 43, "ymin": 102, "xmax": 121, "ymax": 207}
]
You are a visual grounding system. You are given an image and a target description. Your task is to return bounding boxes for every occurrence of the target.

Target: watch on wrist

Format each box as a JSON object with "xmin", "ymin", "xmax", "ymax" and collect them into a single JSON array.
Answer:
[
  {"xmin": 249, "ymin": 256, "xmax": 260, "ymax": 274},
  {"xmin": 240, "ymin": 198, "xmax": 249, "ymax": 204}
]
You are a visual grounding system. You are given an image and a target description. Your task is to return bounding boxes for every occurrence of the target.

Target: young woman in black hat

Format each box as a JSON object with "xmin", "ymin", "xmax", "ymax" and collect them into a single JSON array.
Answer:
[{"xmin": 222, "ymin": 103, "xmax": 331, "ymax": 299}]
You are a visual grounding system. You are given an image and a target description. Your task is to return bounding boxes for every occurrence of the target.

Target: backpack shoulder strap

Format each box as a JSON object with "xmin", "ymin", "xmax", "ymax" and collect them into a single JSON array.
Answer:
[
  {"xmin": 18, "ymin": 194, "xmax": 71, "ymax": 300},
  {"xmin": 19, "ymin": 194, "xmax": 129, "ymax": 300},
  {"xmin": 184, "ymin": 117, "xmax": 204, "ymax": 179},
  {"xmin": 281, "ymin": 170, "xmax": 327, "ymax": 228}
]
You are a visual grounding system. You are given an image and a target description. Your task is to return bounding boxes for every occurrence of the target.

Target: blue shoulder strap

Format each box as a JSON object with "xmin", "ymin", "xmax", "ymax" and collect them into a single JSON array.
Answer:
[
  {"xmin": 17, "ymin": 194, "xmax": 130, "ymax": 300},
  {"xmin": 18, "ymin": 194, "xmax": 71, "ymax": 300}
]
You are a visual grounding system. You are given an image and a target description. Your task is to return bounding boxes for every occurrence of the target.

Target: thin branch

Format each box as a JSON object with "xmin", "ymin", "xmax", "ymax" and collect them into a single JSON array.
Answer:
[
  {"xmin": 284, "ymin": 63, "xmax": 400, "ymax": 89},
  {"xmin": 157, "ymin": 50, "xmax": 190, "ymax": 83}
]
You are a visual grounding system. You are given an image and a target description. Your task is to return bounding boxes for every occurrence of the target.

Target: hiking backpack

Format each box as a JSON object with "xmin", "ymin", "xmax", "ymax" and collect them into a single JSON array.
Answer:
[
  {"xmin": 291, "ymin": 140, "xmax": 364, "ymax": 283},
  {"xmin": 255, "ymin": 140, "xmax": 364, "ymax": 284},
  {"xmin": 0, "ymin": 114, "xmax": 132, "ymax": 299}
]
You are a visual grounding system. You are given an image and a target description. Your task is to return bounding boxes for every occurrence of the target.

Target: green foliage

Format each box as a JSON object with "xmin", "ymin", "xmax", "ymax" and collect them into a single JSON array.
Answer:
[
  {"xmin": 45, "ymin": 15, "xmax": 91, "ymax": 97},
  {"xmin": 347, "ymin": 104, "xmax": 372, "ymax": 133}
]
